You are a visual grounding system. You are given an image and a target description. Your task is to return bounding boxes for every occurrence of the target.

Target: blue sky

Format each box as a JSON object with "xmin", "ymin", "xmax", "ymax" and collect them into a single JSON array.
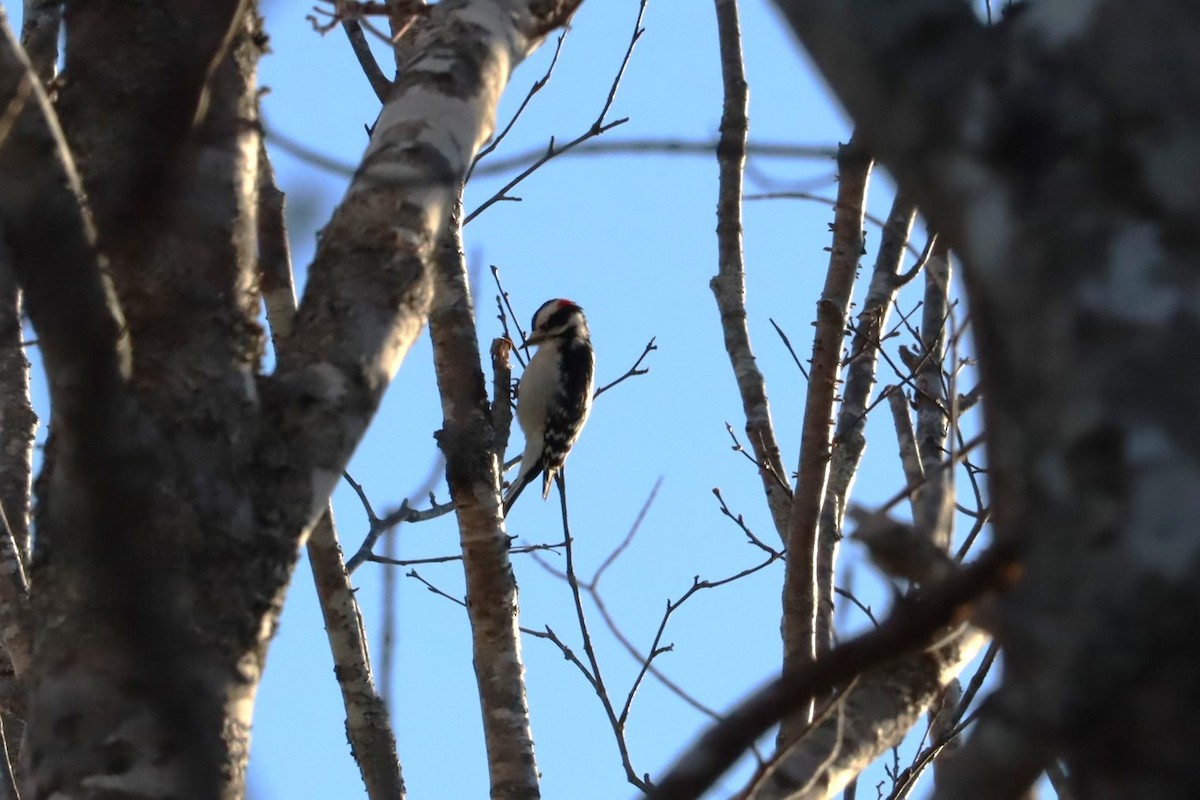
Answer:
[{"xmin": 12, "ymin": 0, "xmax": 1020, "ymax": 798}]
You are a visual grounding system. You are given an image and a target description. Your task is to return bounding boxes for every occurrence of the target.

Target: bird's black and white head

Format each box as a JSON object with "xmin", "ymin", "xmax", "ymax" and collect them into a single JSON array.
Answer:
[{"xmin": 525, "ymin": 298, "xmax": 590, "ymax": 348}]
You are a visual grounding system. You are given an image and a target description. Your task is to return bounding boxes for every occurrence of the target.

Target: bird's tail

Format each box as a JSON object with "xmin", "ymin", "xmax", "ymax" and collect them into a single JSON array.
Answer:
[
  {"xmin": 502, "ymin": 455, "xmax": 544, "ymax": 516},
  {"xmin": 540, "ymin": 465, "xmax": 561, "ymax": 500}
]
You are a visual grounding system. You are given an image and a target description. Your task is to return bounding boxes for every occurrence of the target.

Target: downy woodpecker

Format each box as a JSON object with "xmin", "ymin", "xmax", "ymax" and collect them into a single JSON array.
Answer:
[{"xmin": 503, "ymin": 299, "xmax": 594, "ymax": 514}]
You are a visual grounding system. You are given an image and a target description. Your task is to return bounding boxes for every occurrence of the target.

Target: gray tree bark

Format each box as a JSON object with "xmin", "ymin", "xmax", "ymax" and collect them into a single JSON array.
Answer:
[{"xmin": 769, "ymin": 1, "xmax": 1200, "ymax": 797}]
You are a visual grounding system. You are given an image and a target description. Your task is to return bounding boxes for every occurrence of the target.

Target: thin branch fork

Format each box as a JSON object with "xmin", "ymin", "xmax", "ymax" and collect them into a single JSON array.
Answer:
[
  {"xmin": 539, "ymin": 479, "xmax": 738, "ymax": 725},
  {"xmin": 368, "ymin": 539, "xmax": 564, "ymax": 567},
  {"xmin": 342, "ymin": 472, "xmax": 455, "ymax": 574},
  {"xmin": 464, "ymin": 0, "xmax": 646, "ymax": 223},
  {"xmin": 532, "ymin": 476, "xmax": 781, "ymax": 790},
  {"xmin": 646, "ymin": 536, "xmax": 1018, "ymax": 800},
  {"xmin": 552, "ymin": 473, "xmax": 649, "ymax": 791},
  {"xmin": 722, "ymin": 423, "xmax": 791, "ymax": 495},
  {"xmin": 594, "ymin": 337, "xmax": 656, "ymax": 397}
]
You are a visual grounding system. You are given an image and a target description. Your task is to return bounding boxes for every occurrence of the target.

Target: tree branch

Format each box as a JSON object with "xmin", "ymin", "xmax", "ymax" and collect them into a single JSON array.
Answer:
[
  {"xmin": 308, "ymin": 512, "xmax": 406, "ymax": 799},
  {"xmin": 819, "ymin": 191, "xmax": 916, "ymax": 600},
  {"xmin": 780, "ymin": 137, "xmax": 871, "ymax": 744},
  {"xmin": 267, "ymin": 123, "xmax": 837, "ymax": 179},
  {"xmin": 744, "ymin": 629, "xmax": 986, "ymax": 800},
  {"xmin": 0, "ymin": 250, "xmax": 33, "ymax": 571},
  {"xmin": 710, "ymin": 0, "xmax": 793, "ymax": 543},
  {"xmin": 748, "ymin": 190, "xmax": 918, "ymax": 795},
  {"xmin": 647, "ymin": 537, "xmax": 1017, "ymax": 800},
  {"xmin": 429, "ymin": 203, "xmax": 540, "ymax": 799},
  {"xmin": 913, "ymin": 241, "xmax": 952, "ymax": 547},
  {"xmin": 343, "ymin": 19, "xmax": 392, "ymax": 101},
  {"xmin": 257, "ymin": 139, "xmax": 404, "ymax": 800}
]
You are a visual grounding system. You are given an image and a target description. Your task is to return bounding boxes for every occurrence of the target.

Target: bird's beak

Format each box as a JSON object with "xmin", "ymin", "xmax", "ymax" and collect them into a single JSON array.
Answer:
[{"xmin": 522, "ymin": 331, "xmax": 546, "ymax": 349}]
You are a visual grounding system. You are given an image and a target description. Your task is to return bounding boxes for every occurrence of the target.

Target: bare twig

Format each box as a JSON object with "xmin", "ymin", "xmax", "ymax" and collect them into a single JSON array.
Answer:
[
  {"xmin": 886, "ymin": 642, "xmax": 998, "ymax": 800},
  {"xmin": 768, "ymin": 318, "xmax": 809, "ymax": 379},
  {"xmin": 530, "ymin": 476, "xmax": 784, "ymax": 779},
  {"xmin": 617, "ymin": 552, "xmax": 782, "ymax": 732},
  {"xmin": 554, "ymin": 471, "xmax": 649, "ymax": 792},
  {"xmin": 489, "ymin": 265, "xmax": 528, "ymax": 367},
  {"xmin": 342, "ymin": 20, "xmax": 392, "ymax": 101},
  {"xmin": 266, "ymin": 123, "xmax": 837, "ymax": 179},
  {"xmin": 406, "ymin": 569, "xmax": 466, "ymax": 607},
  {"xmin": 745, "ymin": 191, "xmax": 924, "ymax": 262},
  {"xmin": 594, "ymin": 337, "xmax": 656, "ymax": 397},
  {"xmin": 467, "ymin": 30, "xmax": 568, "ymax": 182},
  {"xmin": 464, "ymin": 0, "xmax": 647, "ymax": 223},
  {"xmin": 833, "ymin": 586, "xmax": 878, "ymax": 628},
  {"xmin": 343, "ymin": 466, "xmax": 453, "ymax": 574},
  {"xmin": 592, "ymin": 478, "xmax": 663, "ymax": 588},
  {"xmin": 368, "ymin": 539, "xmax": 564, "ymax": 567},
  {"xmin": 563, "ymin": 480, "xmax": 734, "ymax": 722},
  {"xmin": 712, "ymin": 488, "xmax": 782, "ymax": 557},
  {"xmin": 722, "ymin": 423, "xmax": 791, "ymax": 494},
  {"xmin": 645, "ymin": 537, "xmax": 1018, "ymax": 800},
  {"xmin": 478, "ymin": 138, "xmax": 835, "ymax": 178},
  {"xmin": 885, "ymin": 708, "xmax": 981, "ymax": 800}
]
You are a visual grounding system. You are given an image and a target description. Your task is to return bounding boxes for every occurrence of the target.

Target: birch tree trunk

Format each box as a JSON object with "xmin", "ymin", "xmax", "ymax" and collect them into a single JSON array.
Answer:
[{"xmin": 0, "ymin": 0, "xmax": 582, "ymax": 796}]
